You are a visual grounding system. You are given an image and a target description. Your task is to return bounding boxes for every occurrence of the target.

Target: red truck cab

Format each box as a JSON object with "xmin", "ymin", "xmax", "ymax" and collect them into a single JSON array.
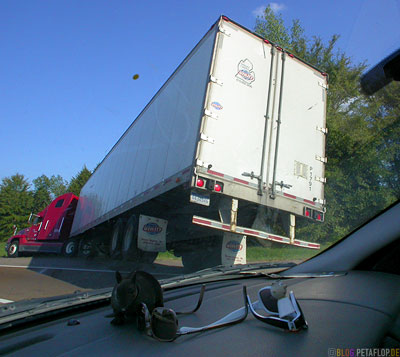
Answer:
[{"xmin": 5, "ymin": 193, "xmax": 79, "ymax": 257}]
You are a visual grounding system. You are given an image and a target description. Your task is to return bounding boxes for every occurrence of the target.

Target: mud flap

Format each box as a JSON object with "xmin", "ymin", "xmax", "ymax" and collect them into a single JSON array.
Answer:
[
  {"xmin": 219, "ymin": 197, "xmax": 247, "ymax": 265},
  {"xmin": 221, "ymin": 233, "xmax": 247, "ymax": 265},
  {"xmin": 138, "ymin": 215, "xmax": 167, "ymax": 252}
]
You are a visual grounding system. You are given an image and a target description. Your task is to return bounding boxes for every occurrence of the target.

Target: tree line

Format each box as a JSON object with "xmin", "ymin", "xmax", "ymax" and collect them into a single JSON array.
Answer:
[{"xmin": 0, "ymin": 167, "xmax": 91, "ymax": 241}]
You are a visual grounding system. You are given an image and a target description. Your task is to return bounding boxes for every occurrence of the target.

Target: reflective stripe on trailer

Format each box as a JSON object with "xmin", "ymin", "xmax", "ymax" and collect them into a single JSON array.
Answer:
[
  {"xmin": 192, "ymin": 216, "xmax": 320, "ymax": 250},
  {"xmin": 206, "ymin": 169, "xmax": 258, "ymax": 188}
]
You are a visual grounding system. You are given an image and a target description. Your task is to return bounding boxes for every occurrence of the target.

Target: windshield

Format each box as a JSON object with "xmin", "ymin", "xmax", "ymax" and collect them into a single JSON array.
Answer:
[{"xmin": 0, "ymin": 1, "xmax": 399, "ymax": 305}]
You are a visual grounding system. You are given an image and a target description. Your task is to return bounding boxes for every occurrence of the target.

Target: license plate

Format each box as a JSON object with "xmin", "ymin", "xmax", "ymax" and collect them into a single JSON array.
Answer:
[{"xmin": 190, "ymin": 191, "xmax": 210, "ymax": 206}]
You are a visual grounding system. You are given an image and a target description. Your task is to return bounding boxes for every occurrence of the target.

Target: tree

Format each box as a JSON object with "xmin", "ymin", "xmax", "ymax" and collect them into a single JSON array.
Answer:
[
  {"xmin": 0, "ymin": 174, "xmax": 33, "ymax": 241},
  {"xmin": 67, "ymin": 166, "xmax": 92, "ymax": 196},
  {"xmin": 32, "ymin": 174, "xmax": 68, "ymax": 213},
  {"xmin": 254, "ymin": 6, "xmax": 399, "ymax": 243}
]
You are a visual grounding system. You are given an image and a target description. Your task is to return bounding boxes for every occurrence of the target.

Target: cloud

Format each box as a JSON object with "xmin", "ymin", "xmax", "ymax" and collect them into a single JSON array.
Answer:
[
  {"xmin": 252, "ymin": 3, "xmax": 287, "ymax": 17},
  {"xmin": 269, "ymin": 2, "xmax": 287, "ymax": 13},
  {"xmin": 252, "ymin": 5, "xmax": 267, "ymax": 17}
]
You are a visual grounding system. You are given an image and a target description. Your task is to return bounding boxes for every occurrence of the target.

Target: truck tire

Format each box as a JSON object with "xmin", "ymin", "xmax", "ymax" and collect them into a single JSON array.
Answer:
[
  {"xmin": 7, "ymin": 240, "xmax": 19, "ymax": 258},
  {"xmin": 122, "ymin": 215, "xmax": 158, "ymax": 263},
  {"xmin": 79, "ymin": 239, "xmax": 95, "ymax": 258},
  {"xmin": 181, "ymin": 236, "xmax": 222, "ymax": 272},
  {"xmin": 110, "ymin": 219, "xmax": 124, "ymax": 258},
  {"xmin": 62, "ymin": 239, "xmax": 78, "ymax": 257}
]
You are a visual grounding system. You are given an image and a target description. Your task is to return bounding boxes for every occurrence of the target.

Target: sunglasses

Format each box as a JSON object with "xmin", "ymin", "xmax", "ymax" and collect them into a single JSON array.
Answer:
[
  {"xmin": 138, "ymin": 285, "xmax": 249, "ymax": 342},
  {"xmin": 246, "ymin": 285, "xmax": 308, "ymax": 332},
  {"xmin": 138, "ymin": 282, "xmax": 307, "ymax": 342}
]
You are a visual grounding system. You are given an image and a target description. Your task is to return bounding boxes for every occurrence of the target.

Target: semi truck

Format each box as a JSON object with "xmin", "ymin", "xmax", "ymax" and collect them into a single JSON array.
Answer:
[{"xmin": 5, "ymin": 16, "xmax": 327, "ymax": 271}]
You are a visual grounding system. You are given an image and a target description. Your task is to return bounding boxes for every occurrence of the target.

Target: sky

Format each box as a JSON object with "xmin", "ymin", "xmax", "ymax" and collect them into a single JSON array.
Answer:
[{"xmin": 1, "ymin": 0, "xmax": 400, "ymax": 187}]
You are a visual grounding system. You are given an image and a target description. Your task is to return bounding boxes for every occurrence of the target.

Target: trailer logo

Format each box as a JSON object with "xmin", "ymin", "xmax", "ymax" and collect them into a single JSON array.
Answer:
[
  {"xmin": 236, "ymin": 59, "xmax": 255, "ymax": 87},
  {"xmin": 143, "ymin": 222, "xmax": 163, "ymax": 235},
  {"xmin": 226, "ymin": 240, "xmax": 243, "ymax": 253},
  {"xmin": 211, "ymin": 101, "xmax": 223, "ymax": 110}
]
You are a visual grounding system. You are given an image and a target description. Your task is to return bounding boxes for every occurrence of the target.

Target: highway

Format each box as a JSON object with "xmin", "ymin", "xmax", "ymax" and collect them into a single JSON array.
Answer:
[{"xmin": 0, "ymin": 255, "xmax": 184, "ymax": 304}]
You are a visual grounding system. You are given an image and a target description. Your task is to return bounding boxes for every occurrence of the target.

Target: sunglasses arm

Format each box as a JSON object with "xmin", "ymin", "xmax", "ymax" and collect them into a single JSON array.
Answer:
[
  {"xmin": 176, "ymin": 284, "xmax": 206, "ymax": 315},
  {"xmin": 178, "ymin": 286, "xmax": 249, "ymax": 336}
]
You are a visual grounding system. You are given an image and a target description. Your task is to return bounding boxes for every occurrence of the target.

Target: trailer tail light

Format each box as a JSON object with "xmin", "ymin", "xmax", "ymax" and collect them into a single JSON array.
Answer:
[
  {"xmin": 313, "ymin": 210, "xmax": 324, "ymax": 222},
  {"xmin": 196, "ymin": 177, "xmax": 224, "ymax": 193},
  {"xmin": 303, "ymin": 207, "xmax": 324, "ymax": 222},
  {"xmin": 214, "ymin": 182, "xmax": 223, "ymax": 193},
  {"xmin": 196, "ymin": 178, "xmax": 205, "ymax": 188}
]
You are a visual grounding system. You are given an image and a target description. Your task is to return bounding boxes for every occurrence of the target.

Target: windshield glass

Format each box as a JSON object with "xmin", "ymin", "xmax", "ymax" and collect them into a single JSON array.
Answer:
[{"xmin": 0, "ymin": 1, "xmax": 399, "ymax": 305}]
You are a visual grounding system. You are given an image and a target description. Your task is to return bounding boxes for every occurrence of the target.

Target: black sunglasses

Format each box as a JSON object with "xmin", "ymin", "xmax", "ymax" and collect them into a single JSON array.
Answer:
[{"xmin": 138, "ymin": 285, "xmax": 249, "ymax": 342}]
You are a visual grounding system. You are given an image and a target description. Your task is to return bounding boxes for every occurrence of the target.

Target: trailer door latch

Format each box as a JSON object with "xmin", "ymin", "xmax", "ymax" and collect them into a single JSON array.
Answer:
[{"xmin": 274, "ymin": 181, "xmax": 293, "ymax": 189}]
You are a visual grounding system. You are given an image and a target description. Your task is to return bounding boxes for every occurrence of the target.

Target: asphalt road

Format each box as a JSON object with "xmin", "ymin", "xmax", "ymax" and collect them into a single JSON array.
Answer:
[{"xmin": 0, "ymin": 255, "xmax": 184, "ymax": 304}]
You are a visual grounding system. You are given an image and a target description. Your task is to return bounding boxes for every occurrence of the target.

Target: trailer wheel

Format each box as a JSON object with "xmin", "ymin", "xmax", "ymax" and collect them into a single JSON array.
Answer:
[
  {"xmin": 122, "ymin": 215, "xmax": 139, "ymax": 261},
  {"xmin": 62, "ymin": 239, "xmax": 78, "ymax": 257},
  {"xmin": 110, "ymin": 219, "xmax": 124, "ymax": 258},
  {"xmin": 122, "ymin": 215, "xmax": 158, "ymax": 263},
  {"xmin": 79, "ymin": 239, "xmax": 95, "ymax": 258},
  {"xmin": 181, "ymin": 236, "xmax": 222, "ymax": 272},
  {"xmin": 7, "ymin": 240, "xmax": 19, "ymax": 258}
]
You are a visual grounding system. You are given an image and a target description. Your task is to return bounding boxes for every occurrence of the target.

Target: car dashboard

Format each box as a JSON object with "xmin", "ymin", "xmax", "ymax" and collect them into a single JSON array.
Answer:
[{"xmin": 1, "ymin": 270, "xmax": 399, "ymax": 357}]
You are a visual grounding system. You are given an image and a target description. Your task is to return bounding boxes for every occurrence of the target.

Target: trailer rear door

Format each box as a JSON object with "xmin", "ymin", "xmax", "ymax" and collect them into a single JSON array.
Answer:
[{"xmin": 197, "ymin": 19, "xmax": 327, "ymax": 205}]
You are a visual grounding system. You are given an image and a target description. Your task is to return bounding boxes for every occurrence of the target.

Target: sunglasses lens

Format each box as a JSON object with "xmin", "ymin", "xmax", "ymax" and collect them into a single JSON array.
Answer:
[
  {"xmin": 259, "ymin": 288, "xmax": 278, "ymax": 313},
  {"xmin": 151, "ymin": 308, "xmax": 179, "ymax": 341}
]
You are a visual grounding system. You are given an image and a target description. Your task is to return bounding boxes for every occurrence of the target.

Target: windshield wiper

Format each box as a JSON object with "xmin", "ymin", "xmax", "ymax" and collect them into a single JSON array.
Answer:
[{"xmin": 160, "ymin": 262, "xmax": 297, "ymax": 289}]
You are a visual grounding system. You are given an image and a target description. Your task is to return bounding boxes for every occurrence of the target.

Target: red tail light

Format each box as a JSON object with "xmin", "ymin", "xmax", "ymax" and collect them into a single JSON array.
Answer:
[
  {"xmin": 214, "ymin": 183, "xmax": 222, "ymax": 192},
  {"xmin": 196, "ymin": 178, "xmax": 205, "ymax": 188},
  {"xmin": 304, "ymin": 207, "xmax": 323, "ymax": 222}
]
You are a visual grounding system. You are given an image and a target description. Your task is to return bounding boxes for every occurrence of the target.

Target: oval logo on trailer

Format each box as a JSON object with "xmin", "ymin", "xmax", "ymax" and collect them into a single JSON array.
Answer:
[
  {"xmin": 143, "ymin": 223, "xmax": 162, "ymax": 235},
  {"xmin": 226, "ymin": 240, "xmax": 243, "ymax": 252},
  {"xmin": 211, "ymin": 101, "xmax": 223, "ymax": 110},
  {"xmin": 235, "ymin": 59, "xmax": 255, "ymax": 86}
]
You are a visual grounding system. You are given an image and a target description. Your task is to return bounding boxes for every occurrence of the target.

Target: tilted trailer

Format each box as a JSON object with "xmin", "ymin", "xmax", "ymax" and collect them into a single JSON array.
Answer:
[{"xmin": 69, "ymin": 16, "xmax": 328, "ymax": 271}]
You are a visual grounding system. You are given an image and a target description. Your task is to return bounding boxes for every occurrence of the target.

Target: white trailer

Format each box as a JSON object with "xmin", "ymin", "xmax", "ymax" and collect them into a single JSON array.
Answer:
[{"xmin": 70, "ymin": 16, "xmax": 327, "ymax": 270}]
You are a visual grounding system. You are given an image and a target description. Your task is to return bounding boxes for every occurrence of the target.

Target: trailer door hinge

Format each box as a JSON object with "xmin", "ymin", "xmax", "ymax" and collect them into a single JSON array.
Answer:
[
  {"xmin": 315, "ymin": 155, "xmax": 328, "ymax": 163},
  {"xmin": 316, "ymin": 126, "xmax": 328, "ymax": 134},
  {"xmin": 210, "ymin": 75, "xmax": 223, "ymax": 86},
  {"xmin": 315, "ymin": 176, "xmax": 327, "ymax": 183},
  {"xmin": 200, "ymin": 133, "xmax": 215, "ymax": 144},
  {"xmin": 318, "ymin": 81, "xmax": 328, "ymax": 89},
  {"xmin": 218, "ymin": 26, "xmax": 231, "ymax": 36},
  {"xmin": 315, "ymin": 198, "xmax": 326, "ymax": 205},
  {"xmin": 204, "ymin": 109, "xmax": 219, "ymax": 120},
  {"xmin": 196, "ymin": 159, "xmax": 211, "ymax": 169}
]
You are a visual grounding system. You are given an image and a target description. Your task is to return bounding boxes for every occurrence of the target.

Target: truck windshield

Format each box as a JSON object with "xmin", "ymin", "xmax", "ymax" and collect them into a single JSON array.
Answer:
[
  {"xmin": 0, "ymin": 3, "xmax": 399, "ymax": 305},
  {"xmin": 28, "ymin": 214, "xmax": 43, "ymax": 226}
]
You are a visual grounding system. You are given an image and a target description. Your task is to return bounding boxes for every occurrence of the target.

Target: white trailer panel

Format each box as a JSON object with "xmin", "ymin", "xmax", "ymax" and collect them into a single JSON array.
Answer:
[{"xmin": 71, "ymin": 26, "xmax": 218, "ymax": 235}]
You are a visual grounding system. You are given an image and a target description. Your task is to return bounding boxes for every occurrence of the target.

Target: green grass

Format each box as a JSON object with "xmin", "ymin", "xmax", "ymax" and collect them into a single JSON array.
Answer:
[
  {"xmin": 155, "ymin": 244, "xmax": 330, "ymax": 264},
  {"xmin": 157, "ymin": 250, "xmax": 181, "ymax": 261},
  {"xmin": 0, "ymin": 242, "xmax": 6, "ymax": 257},
  {"xmin": 246, "ymin": 243, "xmax": 330, "ymax": 263}
]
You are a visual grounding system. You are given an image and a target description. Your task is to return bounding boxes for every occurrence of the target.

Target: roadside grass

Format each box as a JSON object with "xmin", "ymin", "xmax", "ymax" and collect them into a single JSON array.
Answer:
[
  {"xmin": 156, "ymin": 243, "xmax": 330, "ymax": 263},
  {"xmin": 157, "ymin": 250, "xmax": 181, "ymax": 261},
  {"xmin": 246, "ymin": 243, "xmax": 330, "ymax": 263},
  {"xmin": 0, "ymin": 242, "xmax": 6, "ymax": 257}
]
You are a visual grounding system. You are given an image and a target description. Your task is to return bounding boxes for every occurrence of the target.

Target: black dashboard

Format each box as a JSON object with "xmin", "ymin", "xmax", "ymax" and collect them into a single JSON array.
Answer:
[{"xmin": 1, "ymin": 270, "xmax": 399, "ymax": 356}]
